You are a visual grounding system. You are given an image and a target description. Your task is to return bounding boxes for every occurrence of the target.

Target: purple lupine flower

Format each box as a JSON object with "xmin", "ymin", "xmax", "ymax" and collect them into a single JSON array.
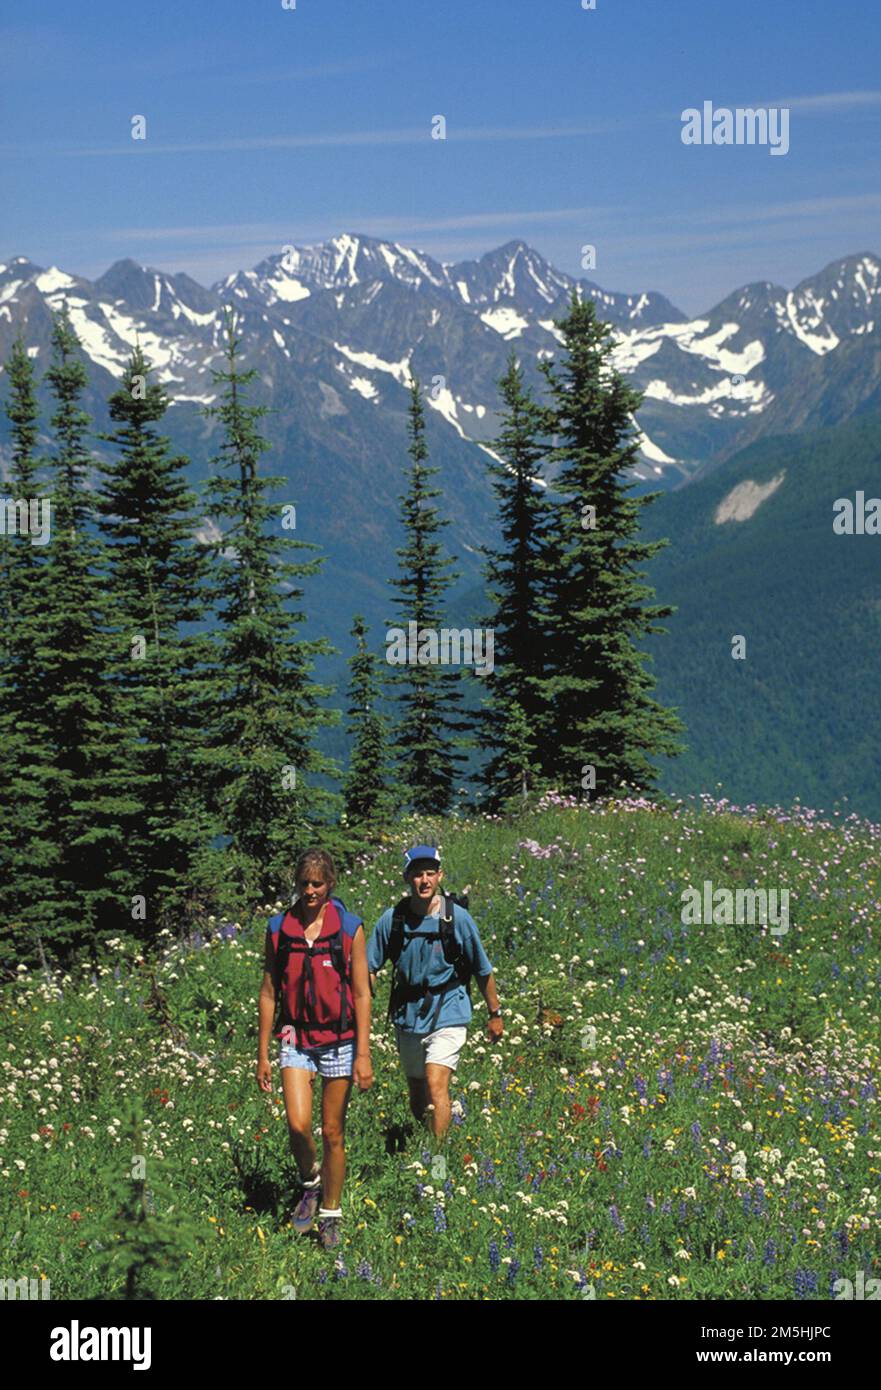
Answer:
[
  {"xmin": 533, "ymin": 1245, "xmax": 544, "ymax": 1271},
  {"xmin": 836, "ymin": 1227, "xmax": 849, "ymax": 1257},
  {"xmin": 506, "ymin": 1258, "xmax": 520, "ymax": 1286},
  {"xmin": 333, "ymin": 1258, "xmax": 348, "ymax": 1280},
  {"xmin": 794, "ymin": 1268, "xmax": 818, "ymax": 1299},
  {"xmin": 434, "ymin": 1204, "xmax": 447, "ymax": 1232},
  {"xmin": 709, "ymin": 1038, "xmax": 720, "ymax": 1066},
  {"xmin": 828, "ymin": 1270, "xmax": 840, "ymax": 1299},
  {"xmin": 503, "ymin": 1227, "xmax": 515, "ymax": 1249},
  {"xmin": 763, "ymin": 1240, "xmax": 776, "ymax": 1266},
  {"xmin": 690, "ymin": 1120, "xmax": 702, "ymax": 1146},
  {"xmin": 640, "ymin": 1222, "xmax": 650, "ymax": 1246},
  {"xmin": 609, "ymin": 1205, "xmax": 625, "ymax": 1234},
  {"xmin": 489, "ymin": 1240, "xmax": 501, "ymax": 1271},
  {"xmin": 357, "ymin": 1259, "xmax": 373, "ymax": 1281}
]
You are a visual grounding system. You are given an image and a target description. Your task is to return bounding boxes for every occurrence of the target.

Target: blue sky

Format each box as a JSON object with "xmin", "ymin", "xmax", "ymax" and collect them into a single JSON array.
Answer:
[{"xmin": 2, "ymin": 0, "xmax": 879, "ymax": 314}]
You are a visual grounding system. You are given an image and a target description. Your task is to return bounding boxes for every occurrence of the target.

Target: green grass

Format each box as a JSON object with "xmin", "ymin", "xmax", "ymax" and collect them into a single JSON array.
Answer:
[{"xmin": 2, "ymin": 791, "xmax": 880, "ymax": 1300}]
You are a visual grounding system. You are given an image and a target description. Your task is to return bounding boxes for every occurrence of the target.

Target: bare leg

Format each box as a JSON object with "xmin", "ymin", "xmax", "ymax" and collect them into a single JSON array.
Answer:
[
  {"xmin": 281, "ymin": 1067, "xmax": 318, "ymax": 1180},
  {"xmin": 425, "ymin": 1063, "xmax": 453, "ymax": 1140},
  {"xmin": 320, "ymin": 1077, "xmax": 353, "ymax": 1210}
]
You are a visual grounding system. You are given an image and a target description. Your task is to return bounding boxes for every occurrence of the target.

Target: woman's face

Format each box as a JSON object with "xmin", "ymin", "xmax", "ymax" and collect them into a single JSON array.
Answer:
[{"xmin": 297, "ymin": 872, "xmax": 330, "ymax": 912}]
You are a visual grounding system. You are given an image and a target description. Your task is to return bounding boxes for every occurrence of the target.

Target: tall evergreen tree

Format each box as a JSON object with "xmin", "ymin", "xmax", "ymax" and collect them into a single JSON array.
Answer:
[
  {"xmin": 343, "ymin": 614, "xmax": 394, "ymax": 833},
  {"xmin": 0, "ymin": 337, "xmax": 57, "ymax": 969},
  {"xmin": 538, "ymin": 291, "xmax": 685, "ymax": 795},
  {"xmin": 96, "ymin": 344, "xmax": 213, "ymax": 935},
  {"xmin": 37, "ymin": 307, "xmax": 137, "ymax": 956},
  {"xmin": 386, "ymin": 377, "xmax": 468, "ymax": 815},
  {"xmin": 200, "ymin": 309, "xmax": 338, "ymax": 906},
  {"xmin": 477, "ymin": 350, "xmax": 553, "ymax": 804}
]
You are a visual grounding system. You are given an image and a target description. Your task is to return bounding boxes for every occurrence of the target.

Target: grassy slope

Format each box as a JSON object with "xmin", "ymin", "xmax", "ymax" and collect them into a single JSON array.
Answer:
[{"xmin": 2, "ymin": 796, "xmax": 879, "ymax": 1301}]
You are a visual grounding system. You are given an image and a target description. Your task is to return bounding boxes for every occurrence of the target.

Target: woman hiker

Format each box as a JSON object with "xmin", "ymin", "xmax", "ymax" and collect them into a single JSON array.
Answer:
[{"xmin": 256, "ymin": 848, "xmax": 373, "ymax": 1250}]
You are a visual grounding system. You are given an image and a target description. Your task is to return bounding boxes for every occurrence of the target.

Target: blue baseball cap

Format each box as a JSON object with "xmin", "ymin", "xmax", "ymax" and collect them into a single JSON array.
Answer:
[{"xmin": 403, "ymin": 844, "xmax": 441, "ymax": 876}]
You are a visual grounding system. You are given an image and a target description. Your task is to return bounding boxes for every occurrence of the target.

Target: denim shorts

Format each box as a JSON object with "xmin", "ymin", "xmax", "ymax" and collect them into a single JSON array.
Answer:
[{"xmin": 279, "ymin": 1034, "xmax": 354, "ymax": 1079}]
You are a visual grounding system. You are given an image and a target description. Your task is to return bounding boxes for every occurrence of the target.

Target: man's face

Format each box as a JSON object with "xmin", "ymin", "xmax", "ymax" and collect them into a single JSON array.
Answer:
[{"xmin": 407, "ymin": 862, "xmax": 443, "ymax": 903}]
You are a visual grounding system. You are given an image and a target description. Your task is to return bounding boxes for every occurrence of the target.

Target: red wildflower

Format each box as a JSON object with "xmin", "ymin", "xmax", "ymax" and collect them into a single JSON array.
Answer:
[
  {"xmin": 570, "ymin": 1102, "xmax": 586, "ymax": 1122},
  {"xmin": 68, "ymin": 1211, "xmax": 82, "ymax": 1222}
]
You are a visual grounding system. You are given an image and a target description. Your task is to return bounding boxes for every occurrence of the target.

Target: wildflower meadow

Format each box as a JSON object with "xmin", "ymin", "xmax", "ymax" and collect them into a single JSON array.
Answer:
[{"xmin": 2, "ymin": 792, "xmax": 879, "ymax": 1301}]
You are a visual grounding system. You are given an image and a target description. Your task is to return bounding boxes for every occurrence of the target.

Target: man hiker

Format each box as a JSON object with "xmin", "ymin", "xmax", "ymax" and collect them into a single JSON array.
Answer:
[{"xmin": 368, "ymin": 843, "xmax": 502, "ymax": 1139}]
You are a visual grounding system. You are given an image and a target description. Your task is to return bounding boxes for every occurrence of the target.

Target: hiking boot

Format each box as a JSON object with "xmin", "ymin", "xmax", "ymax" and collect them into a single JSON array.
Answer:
[
  {"xmin": 292, "ymin": 1179, "xmax": 322, "ymax": 1234},
  {"xmin": 317, "ymin": 1214, "xmax": 342, "ymax": 1250}
]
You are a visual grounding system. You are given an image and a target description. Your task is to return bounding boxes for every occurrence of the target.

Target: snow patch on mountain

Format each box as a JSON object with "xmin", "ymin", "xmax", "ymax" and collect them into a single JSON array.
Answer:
[
  {"xmin": 644, "ymin": 374, "xmax": 770, "ymax": 410},
  {"xmin": 266, "ymin": 274, "xmax": 311, "ymax": 303},
  {"xmin": 637, "ymin": 429, "xmax": 677, "ymax": 465},
  {"xmin": 335, "ymin": 342, "xmax": 412, "ymax": 387},
  {"xmin": 480, "ymin": 306, "xmax": 530, "ymax": 339},
  {"xmin": 781, "ymin": 293, "xmax": 839, "ymax": 355},
  {"xmin": 349, "ymin": 375, "xmax": 379, "ymax": 401},
  {"xmin": 34, "ymin": 267, "xmax": 77, "ymax": 294},
  {"xmin": 426, "ymin": 386, "xmax": 467, "ymax": 439}
]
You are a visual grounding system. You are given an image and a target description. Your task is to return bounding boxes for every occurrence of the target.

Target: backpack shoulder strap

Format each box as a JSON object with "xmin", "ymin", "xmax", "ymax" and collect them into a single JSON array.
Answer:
[
  {"xmin": 387, "ymin": 897, "xmax": 410, "ymax": 965},
  {"xmin": 331, "ymin": 897, "xmax": 363, "ymax": 940},
  {"xmin": 439, "ymin": 897, "xmax": 471, "ymax": 982}
]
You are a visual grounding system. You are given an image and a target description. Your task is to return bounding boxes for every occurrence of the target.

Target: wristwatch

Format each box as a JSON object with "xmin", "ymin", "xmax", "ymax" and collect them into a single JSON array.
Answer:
[{"xmin": 489, "ymin": 1008, "xmax": 502, "ymax": 1019}]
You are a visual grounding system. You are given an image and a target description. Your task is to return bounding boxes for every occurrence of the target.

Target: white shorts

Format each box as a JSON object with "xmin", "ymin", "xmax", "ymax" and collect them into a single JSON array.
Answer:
[{"xmin": 395, "ymin": 1025, "xmax": 467, "ymax": 1079}]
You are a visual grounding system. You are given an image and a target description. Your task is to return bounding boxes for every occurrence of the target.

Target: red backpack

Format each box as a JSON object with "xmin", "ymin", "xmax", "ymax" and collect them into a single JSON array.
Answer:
[{"xmin": 268, "ymin": 898, "xmax": 361, "ymax": 1050}]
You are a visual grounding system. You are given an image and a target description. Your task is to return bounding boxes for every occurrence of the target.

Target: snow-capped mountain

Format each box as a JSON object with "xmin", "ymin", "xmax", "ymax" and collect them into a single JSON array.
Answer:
[{"xmin": 1, "ymin": 237, "xmax": 880, "ymax": 496}]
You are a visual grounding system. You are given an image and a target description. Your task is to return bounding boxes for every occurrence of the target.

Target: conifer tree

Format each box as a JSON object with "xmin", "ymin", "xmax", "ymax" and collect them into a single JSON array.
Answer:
[
  {"xmin": 0, "ymin": 337, "xmax": 57, "ymax": 968},
  {"xmin": 495, "ymin": 697, "xmax": 539, "ymax": 806},
  {"xmin": 343, "ymin": 614, "xmax": 394, "ymax": 833},
  {"xmin": 477, "ymin": 350, "xmax": 553, "ymax": 804},
  {"xmin": 538, "ymin": 291, "xmax": 685, "ymax": 795},
  {"xmin": 96, "ymin": 344, "xmax": 213, "ymax": 935},
  {"xmin": 37, "ymin": 307, "xmax": 138, "ymax": 956},
  {"xmin": 386, "ymin": 377, "xmax": 468, "ymax": 814},
  {"xmin": 200, "ymin": 309, "xmax": 338, "ymax": 906}
]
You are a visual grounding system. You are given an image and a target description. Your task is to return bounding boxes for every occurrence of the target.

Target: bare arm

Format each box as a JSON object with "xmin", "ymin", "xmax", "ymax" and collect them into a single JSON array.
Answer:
[
  {"xmin": 475, "ymin": 971, "xmax": 503, "ymax": 1040},
  {"xmin": 351, "ymin": 927, "xmax": 374, "ymax": 1090},
  {"xmin": 256, "ymin": 934, "xmax": 277, "ymax": 1091}
]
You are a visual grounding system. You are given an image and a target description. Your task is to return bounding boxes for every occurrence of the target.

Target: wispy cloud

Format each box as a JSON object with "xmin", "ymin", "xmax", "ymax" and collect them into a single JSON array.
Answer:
[
  {"xmin": 105, "ymin": 205, "xmax": 619, "ymax": 246},
  {"xmin": 761, "ymin": 90, "xmax": 881, "ymax": 112},
  {"xmin": 0, "ymin": 119, "xmax": 624, "ymax": 160}
]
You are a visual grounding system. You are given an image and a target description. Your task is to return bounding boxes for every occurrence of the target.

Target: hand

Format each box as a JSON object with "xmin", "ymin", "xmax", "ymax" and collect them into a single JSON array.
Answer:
[
  {"xmin": 354, "ymin": 1054, "xmax": 374, "ymax": 1091},
  {"xmin": 487, "ymin": 1015, "xmax": 504, "ymax": 1043},
  {"xmin": 256, "ymin": 1058, "xmax": 273, "ymax": 1092}
]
